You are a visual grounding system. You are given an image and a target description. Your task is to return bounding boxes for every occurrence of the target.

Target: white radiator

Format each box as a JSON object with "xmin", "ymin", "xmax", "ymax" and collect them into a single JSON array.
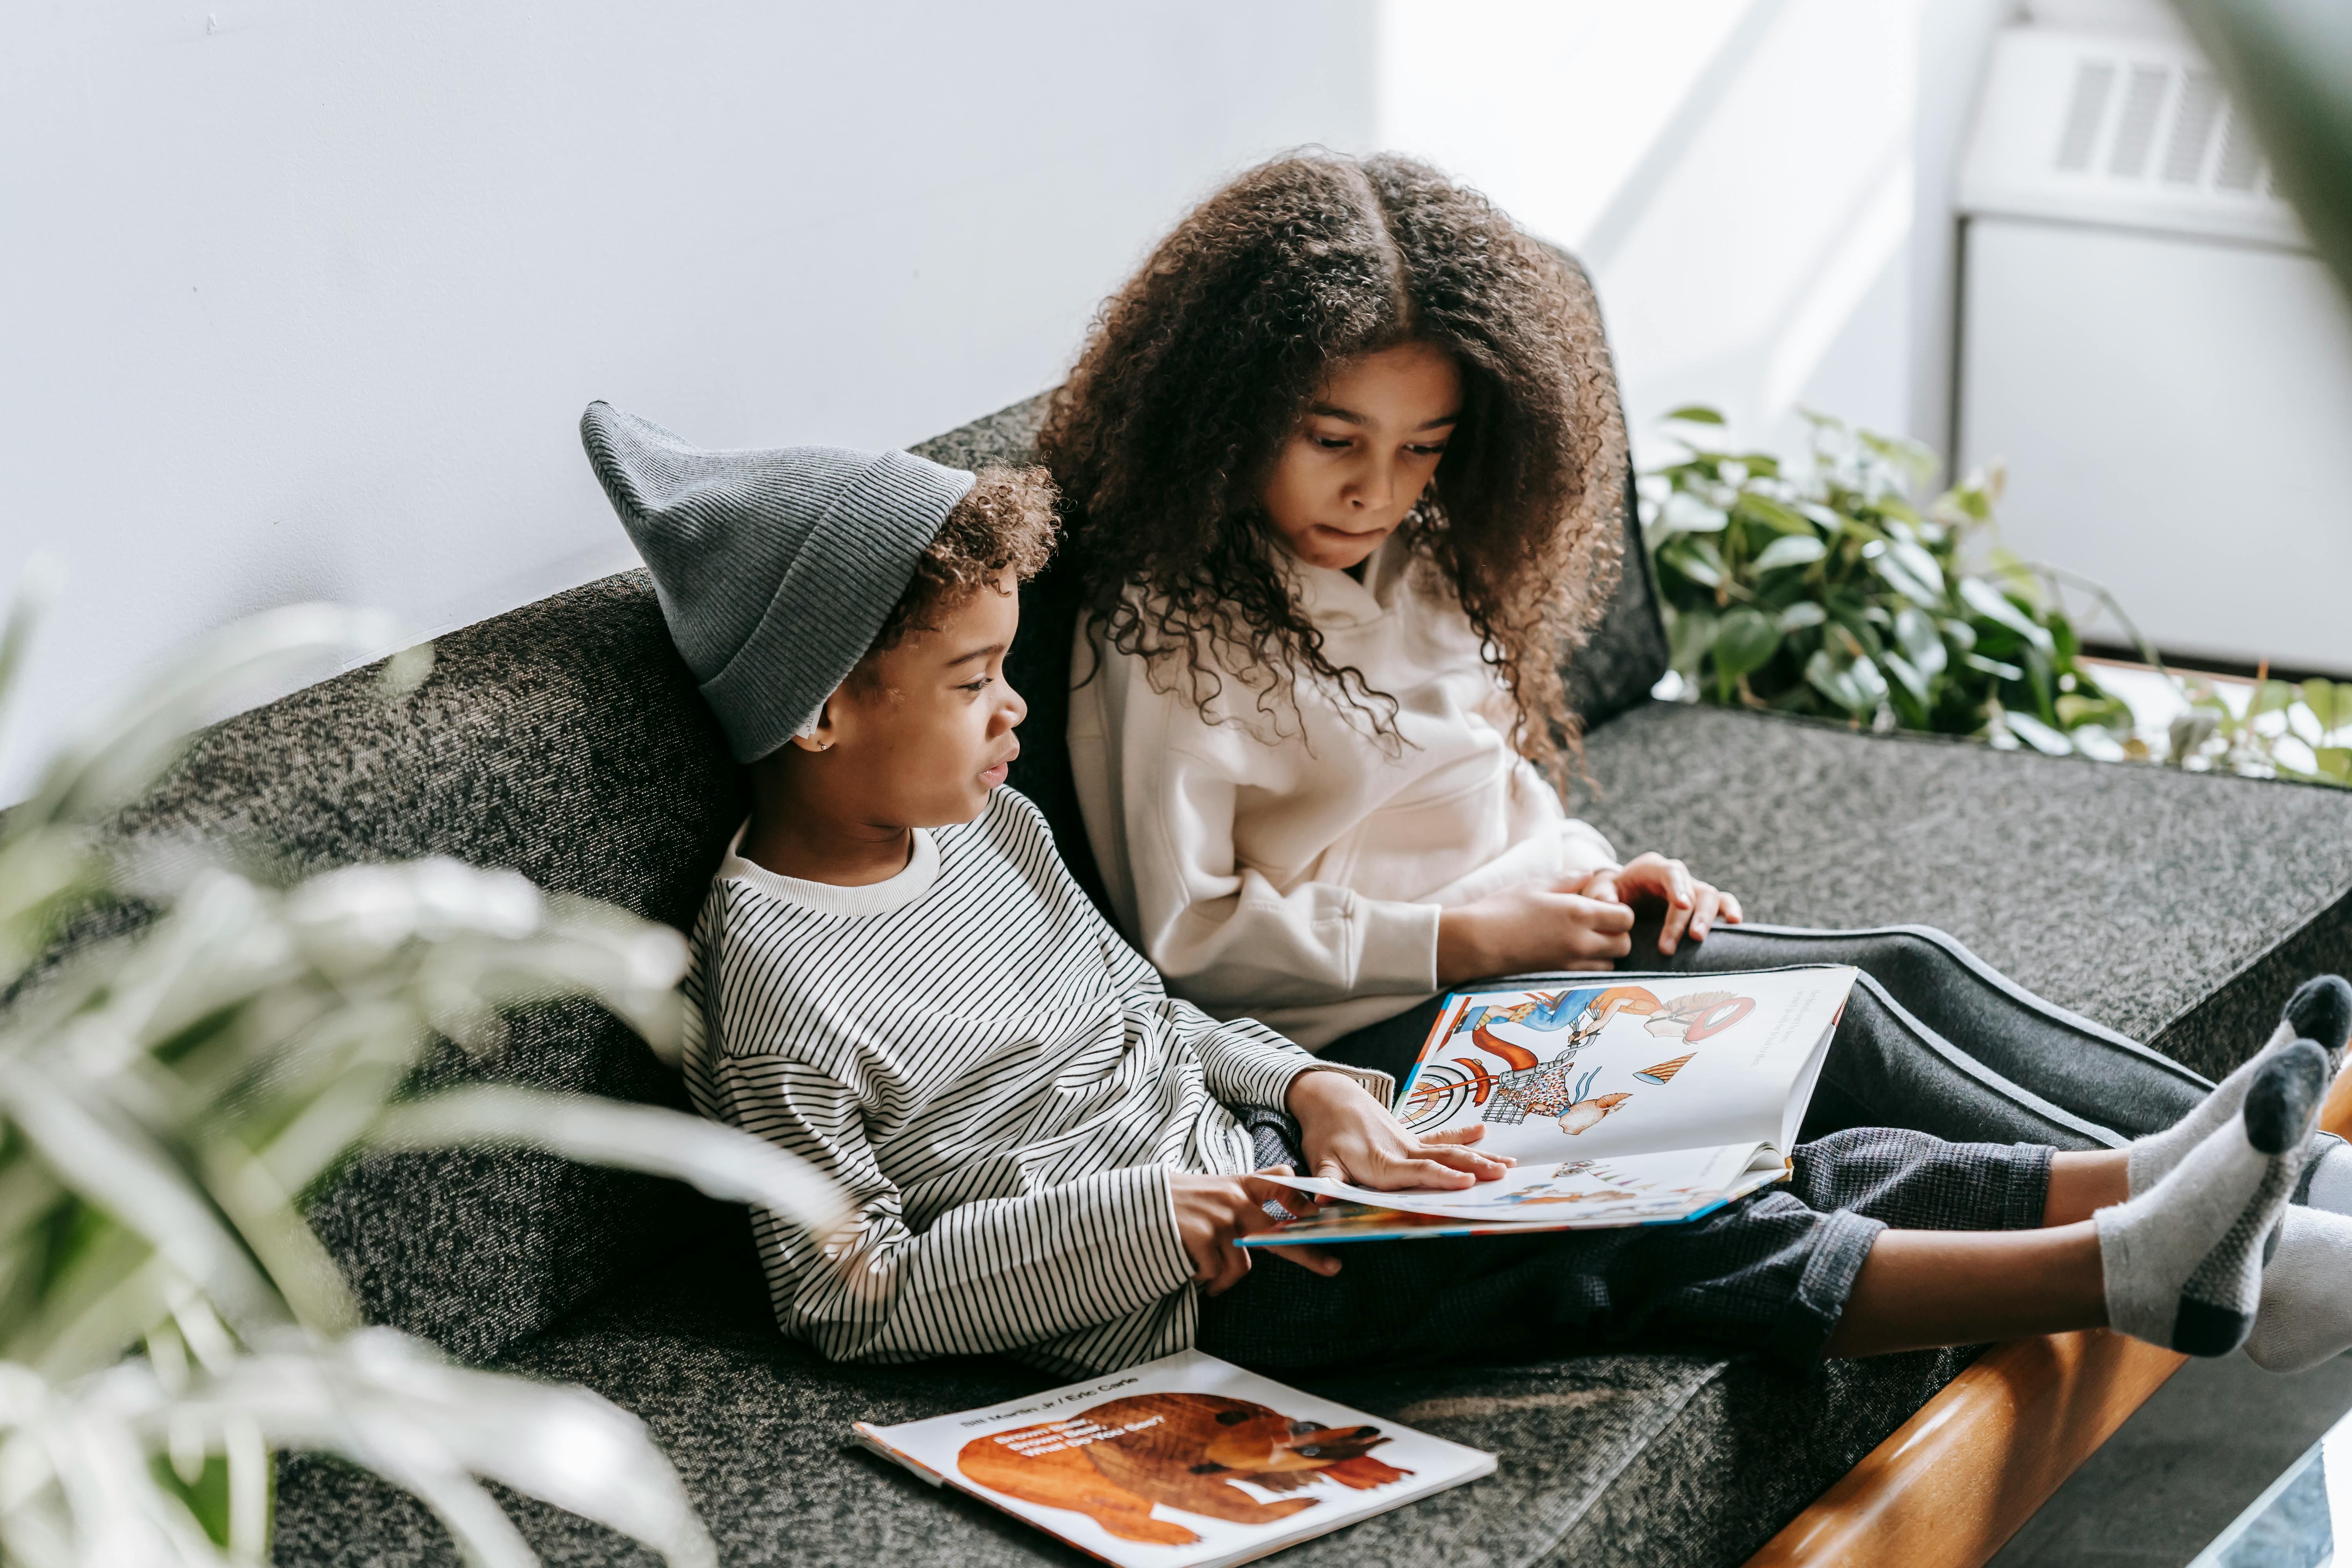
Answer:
[{"xmin": 1955, "ymin": 25, "xmax": 2352, "ymax": 673}]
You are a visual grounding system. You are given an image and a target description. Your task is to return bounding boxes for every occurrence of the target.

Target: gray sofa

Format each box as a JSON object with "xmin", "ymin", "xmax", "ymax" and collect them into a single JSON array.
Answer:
[{"xmin": 108, "ymin": 386, "xmax": 2352, "ymax": 1566}]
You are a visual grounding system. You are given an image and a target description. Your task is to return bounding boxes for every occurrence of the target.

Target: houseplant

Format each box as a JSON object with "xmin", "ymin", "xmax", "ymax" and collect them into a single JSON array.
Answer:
[
  {"xmin": 1644, "ymin": 406, "xmax": 2352, "ymax": 787},
  {"xmin": 1643, "ymin": 407, "xmax": 2138, "ymax": 757},
  {"xmin": 0, "ymin": 587, "xmax": 845, "ymax": 1565}
]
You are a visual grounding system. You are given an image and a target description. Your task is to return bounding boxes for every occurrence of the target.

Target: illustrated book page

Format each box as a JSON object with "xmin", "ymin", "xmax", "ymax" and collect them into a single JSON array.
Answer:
[
  {"xmin": 853, "ymin": 1349, "xmax": 1494, "ymax": 1568},
  {"xmin": 1244, "ymin": 966, "xmax": 1855, "ymax": 1244}
]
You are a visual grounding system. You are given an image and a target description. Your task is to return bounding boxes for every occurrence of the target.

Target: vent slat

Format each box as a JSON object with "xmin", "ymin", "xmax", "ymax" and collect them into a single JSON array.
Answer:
[
  {"xmin": 2161, "ymin": 70, "xmax": 2223, "ymax": 184},
  {"xmin": 2213, "ymin": 107, "xmax": 2264, "ymax": 192},
  {"xmin": 2055, "ymin": 59, "xmax": 2116, "ymax": 171},
  {"xmin": 2109, "ymin": 63, "xmax": 2172, "ymax": 178}
]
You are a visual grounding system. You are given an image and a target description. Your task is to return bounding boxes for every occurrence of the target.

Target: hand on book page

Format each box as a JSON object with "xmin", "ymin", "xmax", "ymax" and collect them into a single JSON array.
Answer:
[{"xmin": 1255, "ymin": 1143, "xmax": 1786, "ymax": 1223}]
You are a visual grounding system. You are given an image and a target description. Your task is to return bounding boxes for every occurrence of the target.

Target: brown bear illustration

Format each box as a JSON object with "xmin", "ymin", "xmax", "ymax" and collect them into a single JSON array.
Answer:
[{"xmin": 956, "ymin": 1392, "xmax": 1411, "ymax": 1545}]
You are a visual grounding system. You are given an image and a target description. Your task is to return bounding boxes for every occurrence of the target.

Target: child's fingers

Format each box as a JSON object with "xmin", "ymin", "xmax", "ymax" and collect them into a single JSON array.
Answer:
[
  {"xmin": 1267, "ymin": 1243, "xmax": 1342, "ymax": 1278},
  {"xmin": 1387, "ymin": 1155, "xmax": 1479, "ymax": 1189},
  {"xmin": 1418, "ymin": 1143, "xmax": 1512, "ymax": 1180},
  {"xmin": 1203, "ymin": 1241, "xmax": 1254, "ymax": 1296},
  {"xmin": 1688, "ymin": 885, "xmax": 1722, "ymax": 941},
  {"xmin": 1659, "ymin": 896, "xmax": 1693, "ymax": 955},
  {"xmin": 1422, "ymin": 1124, "xmax": 1494, "ymax": 1147},
  {"xmin": 1719, "ymin": 890, "xmax": 1745, "ymax": 924}
]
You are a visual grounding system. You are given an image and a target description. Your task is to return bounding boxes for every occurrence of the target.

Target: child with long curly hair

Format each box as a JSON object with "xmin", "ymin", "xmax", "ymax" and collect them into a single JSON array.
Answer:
[
  {"xmin": 1036, "ymin": 154, "xmax": 2352, "ymax": 1376},
  {"xmin": 1046, "ymin": 151, "xmax": 1689, "ymax": 1067}
]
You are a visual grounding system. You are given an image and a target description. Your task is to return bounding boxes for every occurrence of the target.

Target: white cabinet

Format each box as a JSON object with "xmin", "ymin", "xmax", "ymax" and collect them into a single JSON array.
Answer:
[{"xmin": 1955, "ymin": 26, "xmax": 2352, "ymax": 672}]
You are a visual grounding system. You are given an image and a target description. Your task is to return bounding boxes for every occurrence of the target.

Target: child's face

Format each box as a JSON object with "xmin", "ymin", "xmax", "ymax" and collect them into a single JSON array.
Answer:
[
  {"xmin": 815, "ymin": 570, "xmax": 1026, "ymax": 828},
  {"xmin": 1260, "ymin": 340, "xmax": 1462, "ymax": 572}
]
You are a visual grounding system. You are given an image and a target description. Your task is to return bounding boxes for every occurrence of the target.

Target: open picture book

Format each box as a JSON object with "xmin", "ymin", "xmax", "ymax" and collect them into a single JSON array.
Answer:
[
  {"xmin": 1243, "ymin": 965, "xmax": 1859, "ymax": 1245},
  {"xmin": 853, "ymin": 1349, "xmax": 1494, "ymax": 1568}
]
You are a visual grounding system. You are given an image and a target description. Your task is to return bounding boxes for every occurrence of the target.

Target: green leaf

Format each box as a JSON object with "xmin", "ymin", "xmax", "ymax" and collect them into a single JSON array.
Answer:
[
  {"xmin": 2252, "ymin": 679, "xmax": 2297, "ymax": 718},
  {"xmin": 2057, "ymin": 693, "xmax": 2133, "ymax": 729},
  {"xmin": 2004, "ymin": 709, "xmax": 2074, "ymax": 755},
  {"xmin": 1886, "ymin": 539, "xmax": 1946, "ymax": 600},
  {"xmin": 1873, "ymin": 550, "xmax": 1942, "ymax": 607},
  {"xmin": 2317, "ymin": 747, "xmax": 2352, "ymax": 783},
  {"xmin": 2303, "ymin": 677, "xmax": 2352, "ymax": 736},
  {"xmin": 1804, "ymin": 649, "xmax": 1887, "ymax": 717},
  {"xmin": 1669, "ymin": 535, "xmax": 1725, "ymax": 588},
  {"xmin": 1957, "ymin": 576, "xmax": 2053, "ymax": 650},
  {"xmin": 1893, "ymin": 606, "xmax": 1947, "ymax": 680},
  {"xmin": 1964, "ymin": 651, "xmax": 2025, "ymax": 682},
  {"xmin": 1665, "ymin": 405, "xmax": 1726, "ymax": 425},
  {"xmin": 1713, "ymin": 607, "xmax": 1780, "ymax": 683},
  {"xmin": 1666, "ymin": 605, "xmax": 1718, "ymax": 677},
  {"xmin": 1858, "ymin": 428, "xmax": 1938, "ymax": 487},
  {"xmin": 1751, "ymin": 535, "xmax": 1827, "ymax": 573},
  {"xmin": 1777, "ymin": 601, "xmax": 1828, "ymax": 632},
  {"xmin": 1733, "ymin": 493, "xmax": 1816, "ymax": 536},
  {"xmin": 1658, "ymin": 491, "xmax": 1729, "ymax": 536},
  {"xmin": 1883, "ymin": 650, "xmax": 1931, "ymax": 705}
]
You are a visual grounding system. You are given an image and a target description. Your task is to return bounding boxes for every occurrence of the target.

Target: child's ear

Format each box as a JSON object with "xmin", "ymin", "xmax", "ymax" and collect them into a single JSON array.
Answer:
[{"xmin": 788, "ymin": 695, "xmax": 839, "ymax": 753}]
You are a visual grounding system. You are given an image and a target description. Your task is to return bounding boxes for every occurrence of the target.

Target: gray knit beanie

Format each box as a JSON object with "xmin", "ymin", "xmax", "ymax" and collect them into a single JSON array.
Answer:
[{"xmin": 580, "ymin": 401, "xmax": 977, "ymax": 762}]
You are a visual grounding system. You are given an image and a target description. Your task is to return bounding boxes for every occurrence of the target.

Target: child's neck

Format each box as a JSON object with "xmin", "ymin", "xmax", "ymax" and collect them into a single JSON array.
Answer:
[{"xmin": 740, "ymin": 768, "xmax": 916, "ymax": 887}]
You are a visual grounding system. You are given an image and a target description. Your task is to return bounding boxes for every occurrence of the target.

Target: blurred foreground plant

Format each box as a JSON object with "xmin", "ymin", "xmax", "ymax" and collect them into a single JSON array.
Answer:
[{"xmin": 0, "ymin": 588, "xmax": 847, "ymax": 1566}]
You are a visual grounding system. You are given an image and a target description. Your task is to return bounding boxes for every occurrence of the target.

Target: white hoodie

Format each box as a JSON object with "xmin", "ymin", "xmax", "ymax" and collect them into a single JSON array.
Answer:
[{"xmin": 1068, "ymin": 534, "xmax": 1618, "ymax": 1051}]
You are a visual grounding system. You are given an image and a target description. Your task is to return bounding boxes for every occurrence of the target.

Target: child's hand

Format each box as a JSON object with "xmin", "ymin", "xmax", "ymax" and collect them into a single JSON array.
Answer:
[
  {"xmin": 1287, "ymin": 1069, "xmax": 1514, "ymax": 1192},
  {"xmin": 1435, "ymin": 872, "xmax": 1636, "ymax": 984},
  {"xmin": 1583, "ymin": 853, "xmax": 1744, "ymax": 956},
  {"xmin": 1167, "ymin": 1169, "xmax": 1338, "ymax": 1294}
]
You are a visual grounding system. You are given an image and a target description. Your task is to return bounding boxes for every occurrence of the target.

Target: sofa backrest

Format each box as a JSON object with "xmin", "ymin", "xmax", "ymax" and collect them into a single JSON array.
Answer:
[
  {"xmin": 113, "ymin": 574, "xmax": 748, "ymax": 1361},
  {"xmin": 96, "ymin": 252, "xmax": 1664, "ymax": 1363}
]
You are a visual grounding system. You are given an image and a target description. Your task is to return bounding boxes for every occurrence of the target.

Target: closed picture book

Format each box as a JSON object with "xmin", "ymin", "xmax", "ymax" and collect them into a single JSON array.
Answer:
[
  {"xmin": 853, "ymin": 1349, "xmax": 1494, "ymax": 1568},
  {"xmin": 1243, "ymin": 964, "xmax": 1858, "ymax": 1245}
]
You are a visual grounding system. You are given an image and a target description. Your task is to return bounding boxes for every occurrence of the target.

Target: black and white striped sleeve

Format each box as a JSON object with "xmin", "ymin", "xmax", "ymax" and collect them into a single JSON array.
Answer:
[
  {"xmin": 1167, "ymin": 1000, "xmax": 1396, "ymax": 1111},
  {"xmin": 713, "ymin": 1052, "xmax": 1197, "ymax": 1362}
]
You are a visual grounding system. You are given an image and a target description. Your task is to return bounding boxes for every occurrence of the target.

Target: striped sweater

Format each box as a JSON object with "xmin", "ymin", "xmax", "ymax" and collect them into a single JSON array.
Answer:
[{"xmin": 677, "ymin": 788, "xmax": 1390, "ymax": 1376}]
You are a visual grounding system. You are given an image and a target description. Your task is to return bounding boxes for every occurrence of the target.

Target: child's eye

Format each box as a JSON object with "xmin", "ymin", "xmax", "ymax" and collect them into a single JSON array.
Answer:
[
  {"xmin": 959, "ymin": 676, "xmax": 993, "ymax": 693},
  {"xmin": 1409, "ymin": 443, "xmax": 1449, "ymax": 458},
  {"xmin": 1314, "ymin": 436, "xmax": 1352, "ymax": 451}
]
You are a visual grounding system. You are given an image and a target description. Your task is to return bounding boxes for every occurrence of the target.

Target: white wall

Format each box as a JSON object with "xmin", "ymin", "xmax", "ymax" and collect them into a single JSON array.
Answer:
[
  {"xmin": 1377, "ymin": 0, "xmax": 2006, "ymax": 465},
  {"xmin": 0, "ymin": 2, "xmax": 1374, "ymax": 799}
]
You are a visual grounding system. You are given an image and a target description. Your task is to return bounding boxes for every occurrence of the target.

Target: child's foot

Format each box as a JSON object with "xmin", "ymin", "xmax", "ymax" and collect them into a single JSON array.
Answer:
[
  {"xmin": 2100, "ymin": 1040, "xmax": 2329, "ymax": 1356},
  {"xmin": 2247, "ymin": 1206, "xmax": 2352, "ymax": 1374},
  {"xmin": 2127, "ymin": 976, "xmax": 2352, "ymax": 1198}
]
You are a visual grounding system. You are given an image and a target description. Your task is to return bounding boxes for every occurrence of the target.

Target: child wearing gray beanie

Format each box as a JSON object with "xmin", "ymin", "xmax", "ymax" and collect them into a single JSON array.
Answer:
[{"xmin": 581, "ymin": 399, "xmax": 986, "ymax": 762}]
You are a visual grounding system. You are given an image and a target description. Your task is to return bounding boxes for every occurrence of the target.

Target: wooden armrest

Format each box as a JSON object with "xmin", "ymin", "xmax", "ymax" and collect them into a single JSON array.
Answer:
[{"xmin": 1745, "ymin": 1070, "xmax": 2352, "ymax": 1567}]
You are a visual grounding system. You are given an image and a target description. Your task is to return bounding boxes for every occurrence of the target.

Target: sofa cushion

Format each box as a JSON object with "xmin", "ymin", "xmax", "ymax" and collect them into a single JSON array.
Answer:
[
  {"xmin": 1574, "ymin": 701, "xmax": 2352, "ymax": 1080},
  {"xmin": 270, "ymin": 1229, "xmax": 1975, "ymax": 1568}
]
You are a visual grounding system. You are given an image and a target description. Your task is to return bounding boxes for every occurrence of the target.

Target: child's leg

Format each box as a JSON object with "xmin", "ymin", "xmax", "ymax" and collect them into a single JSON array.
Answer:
[
  {"xmin": 1832, "ymin": 1039, "xmax": 2328, "ymax": 1358},
  {"xmin": 1824, "ymin": 1225, "xmax": 2104, "ymax": 1357}
]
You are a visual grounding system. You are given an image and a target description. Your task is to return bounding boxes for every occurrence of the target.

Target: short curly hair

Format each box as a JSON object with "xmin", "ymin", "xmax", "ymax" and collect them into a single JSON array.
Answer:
[
  {"xmin": 861, "ymin": 464, "xmax": 1060, "ymax": 661},
  {"xmin": 1039, "ymin": 151, "xmax": 1626, "ymax": 778}
]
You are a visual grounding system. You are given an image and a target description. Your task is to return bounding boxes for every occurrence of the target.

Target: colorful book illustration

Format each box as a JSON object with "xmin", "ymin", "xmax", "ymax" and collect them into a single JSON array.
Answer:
[
  {"xmin": 853, "ymin": 1350, "xmax": 1494, "ymax": 1568},
  {"xmin": 1243, "ymin": 965, "xmax": 1857, "ymax": 1246}
]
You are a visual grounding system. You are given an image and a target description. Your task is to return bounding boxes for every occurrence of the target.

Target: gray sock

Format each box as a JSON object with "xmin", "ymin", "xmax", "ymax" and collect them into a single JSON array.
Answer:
[
  {"xmin": 2099, "ymin": 1040, "xmax": 2328, "ymax": 1356},
  {"xmin": 2248, "ymin": 1205, "xmax": 2352, "ymax": 1374},
  {"xmin": 2129, "ymin": 976, "xmax": 2352, "ymax": 1199}
]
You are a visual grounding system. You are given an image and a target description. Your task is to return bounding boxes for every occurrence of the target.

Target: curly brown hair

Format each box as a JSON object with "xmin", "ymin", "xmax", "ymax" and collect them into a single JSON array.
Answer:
[
  {"xmin": 1039, "ymin": 151, "xmax": 1626, "ymax": 777},
  {"xmin": 862, "ymin": 464, "xmax": 1060, "ymax": 661}
]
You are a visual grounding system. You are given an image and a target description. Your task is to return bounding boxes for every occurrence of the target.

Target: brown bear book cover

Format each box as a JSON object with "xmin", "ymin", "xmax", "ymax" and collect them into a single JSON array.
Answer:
[{"xmin": 854, "ymin": 1350, "xmax": 1494, "ymax": 1567}]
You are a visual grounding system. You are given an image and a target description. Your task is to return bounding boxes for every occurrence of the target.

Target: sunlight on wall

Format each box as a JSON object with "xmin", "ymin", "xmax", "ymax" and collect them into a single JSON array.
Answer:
[{"xmin": 1377, "ymin": 0, "xmax": 1938, "ymax": 461}]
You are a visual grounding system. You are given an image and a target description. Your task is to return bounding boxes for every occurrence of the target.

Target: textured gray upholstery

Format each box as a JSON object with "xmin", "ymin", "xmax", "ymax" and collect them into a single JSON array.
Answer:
[{"xmin": 76, "ymin": 385, "xmax": 2337, "ymax": 1564}]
